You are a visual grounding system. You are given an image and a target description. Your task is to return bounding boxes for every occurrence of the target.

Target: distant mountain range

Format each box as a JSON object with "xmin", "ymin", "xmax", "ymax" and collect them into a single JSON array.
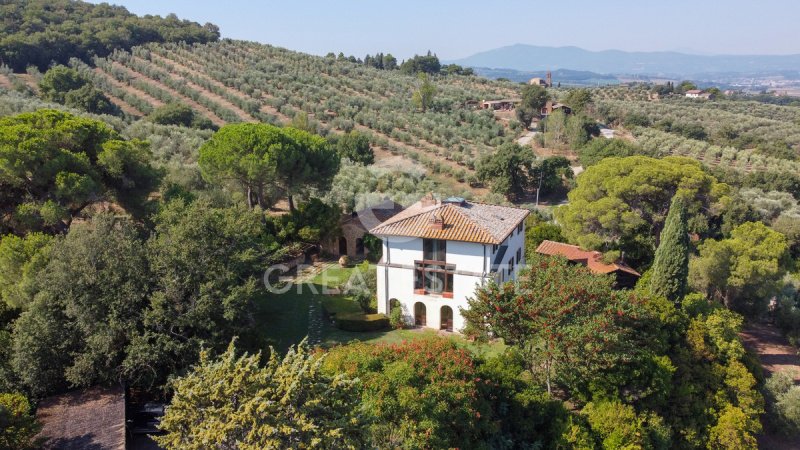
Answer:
[{"xmin": 446, "ymin": 44, "xmax": 800, "ymax": 78}]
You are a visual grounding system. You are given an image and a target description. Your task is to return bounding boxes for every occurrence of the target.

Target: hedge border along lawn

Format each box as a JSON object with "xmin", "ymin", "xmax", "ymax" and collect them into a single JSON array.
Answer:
[{"xmin": 335, "ymin": 313, "xmax": 390, "ymax": 332}]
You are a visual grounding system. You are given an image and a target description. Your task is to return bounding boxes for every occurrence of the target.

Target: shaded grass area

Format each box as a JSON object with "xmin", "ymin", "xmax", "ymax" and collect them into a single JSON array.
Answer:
[{"xmin": 253, "ymin": 264, "xmax": 505, "ymax": 357}]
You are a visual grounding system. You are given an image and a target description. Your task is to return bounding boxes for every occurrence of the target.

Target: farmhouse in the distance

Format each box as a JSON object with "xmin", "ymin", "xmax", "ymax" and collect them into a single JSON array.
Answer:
[
  {"xmin": 685, "ymin": 89, "xmax": 713, "ymax": 99},
  {"xmin": 370, "ymin": 194, "xmax": 528, "ymax": 332}
]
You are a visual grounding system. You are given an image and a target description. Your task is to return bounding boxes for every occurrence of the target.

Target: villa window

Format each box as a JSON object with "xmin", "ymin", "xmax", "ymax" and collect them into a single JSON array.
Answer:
[
  {"xmin": 423, "ymin": 239, "xmax": 446, "ymax": 262},
  {"xmin": 414, "ymin": 262, "xmax": 455, "ymax": 295},
  {"xmin": 517, "ymin": 222, "xmax": 524, "ymax": 234}
]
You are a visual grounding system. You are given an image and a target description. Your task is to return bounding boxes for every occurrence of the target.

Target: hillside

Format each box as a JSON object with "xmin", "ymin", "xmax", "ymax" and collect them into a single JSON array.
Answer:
[
  {"xmin": 56, "ymin": 40, "xmax": 525, "ymax": 192},
  {"xmin": 0, "ymin": 0, "xmax": 220, "ymax": 71},
  {"xmin": 448, "ymin": 43, "xmax": 800, "ymax": 77}
]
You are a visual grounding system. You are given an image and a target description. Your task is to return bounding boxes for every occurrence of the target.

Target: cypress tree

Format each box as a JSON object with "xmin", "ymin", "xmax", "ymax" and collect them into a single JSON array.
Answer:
[{"xmin": 649, "ymin": 195, "xmax": 690, "ymax": 301}]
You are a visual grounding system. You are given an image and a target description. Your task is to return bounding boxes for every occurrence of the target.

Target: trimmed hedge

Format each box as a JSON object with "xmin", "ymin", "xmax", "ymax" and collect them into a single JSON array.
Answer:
[{"xmin": 335, "ymin": 313, "xmax": 390, "ymax": 332}]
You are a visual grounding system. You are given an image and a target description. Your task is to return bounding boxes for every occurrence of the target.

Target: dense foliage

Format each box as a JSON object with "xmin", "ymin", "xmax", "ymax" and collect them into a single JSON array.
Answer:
[
  {"xmin": 0, "ymin": 109, "xmax": 160, "ymax": 234},
  {"xmin": 555, "ymin": 156, "xmax": 729, "ymax": 266},
  {"xmin": 0, "ymin": 392, "xmax": 39, "ymax": 450},
  {"xmin": 3, "ymin": 200, "xmax": 278, "ymax": 396},
  {"xmin": 199, "ymin": 122, "xmax": 339, "ymax": 210},
  {"xmin": 463, "ymin": 253, "xmax": 647, "ymax": 394},
  {"xmin": 157, "ymin": 341, "xmax": 366, "ymax": 450},
  {"xmin": 689, "ymin": 221, "xmax": 789, "ymax": 315},
  {"xmin": 0, "ymin": 0, "xmax": 219, "ymax": 71},
  {"xmin": 649, "ymin": 196, "xmax": 691, "ymax": 302}
]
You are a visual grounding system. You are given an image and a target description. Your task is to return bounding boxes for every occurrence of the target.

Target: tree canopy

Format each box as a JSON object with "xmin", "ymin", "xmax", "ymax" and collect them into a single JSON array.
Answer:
[
  {"xmin": 0, "ymin": 392, "xmax": 39, "ymax": 450},
  {"xmin": 516, "ymin": 84, "xmax": 549, "ymax": 127},
  {"xmin": 199, "ymin": 123, "xmax": 339, "ymax": 210},
  {"xmin": 689, "ymin": 221, "xmax": 789, "ymax": 314},
  {"xmin": 331, "ymin": 131, "xmax": 374, "ymax": 165},
  {"xmin": 0, "ymin": 109, "xmax": 160, "ymax": 234},
  {"xmin": 554, "ymin": 156, "xmax": 729, "ymax": 267},
  {"xmin": 147, "ymin": 102, "xmax": 213, "ymax": 129},
  {"xmin": 156, "ymin": 340, "xmax": 367, "ymax": 450},
  {"xmin": 0, "ymin": 0, "xmax": 219, "ymax": 71},
  {"xmin": 649, "ymin": 196, "xmax": 690, "ymax": 302},
  {"xmin": 577, "ymin": 138, "xmax": 649, "ymax": 167},
  {"xmin": 39, "ymin": 65, "xmax": 119, "ymax": 115},
  {"xmin": 323, "ymin": 338, "xmax": 494, "ymax": 448},
  {"xmin": 463, "ymin": 253, "xmax": 647, "ymax": 395},
  {"xmin": 411, "ymin": 73, "xmax": 436, "ymax": 113},
  {"xmin": 399, "ymin": 51, "xmax": 441, "ymax": 75}
]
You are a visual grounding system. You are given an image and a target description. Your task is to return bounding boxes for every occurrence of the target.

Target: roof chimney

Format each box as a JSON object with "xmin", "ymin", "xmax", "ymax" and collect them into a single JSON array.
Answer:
[
  {"xmin": 429, "ymin": 210, "xmax": 444, "ymax": 230},
  {"xmin": 420, "ymin": 192, "xmax": 437, "ymax": 208}
]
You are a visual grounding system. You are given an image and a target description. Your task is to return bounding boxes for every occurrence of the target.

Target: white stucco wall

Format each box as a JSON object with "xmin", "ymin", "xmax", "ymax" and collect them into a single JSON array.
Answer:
[{"xmin": 376, "ymin": 224, "xmax": 526, "ymax": 333}]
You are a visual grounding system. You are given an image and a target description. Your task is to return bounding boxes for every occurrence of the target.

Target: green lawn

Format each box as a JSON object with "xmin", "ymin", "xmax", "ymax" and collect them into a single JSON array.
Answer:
[
  {"xmin": 308, "ymin": 263, "xmax": 375, "ymax": 288},
  {"xmin": 254, "ymin": 263, "xmax": 504, "ymax": 357}
]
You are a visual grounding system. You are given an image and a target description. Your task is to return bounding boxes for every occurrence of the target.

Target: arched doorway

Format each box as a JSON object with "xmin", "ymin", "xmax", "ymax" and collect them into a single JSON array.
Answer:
[
  {"xmin": 414, "ymin": 302, "xmax": 426, "ymax": 327},
  {"xmin": 440, "ymin": 305, "xmax": 453, "ymax": 332},
  {"xmin": 355, "ymin": 237, "xmax": 365, "ymax": 256},
  {"xmin": 338, "ymin": 237, "xmax": 348, "ymax": 255}
]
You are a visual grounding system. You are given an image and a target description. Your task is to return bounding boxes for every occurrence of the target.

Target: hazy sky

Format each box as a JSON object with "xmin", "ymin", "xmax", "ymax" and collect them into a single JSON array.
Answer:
[{"xmin": 97, "ymin": 0, "xmax": 800, "ymax": 59}]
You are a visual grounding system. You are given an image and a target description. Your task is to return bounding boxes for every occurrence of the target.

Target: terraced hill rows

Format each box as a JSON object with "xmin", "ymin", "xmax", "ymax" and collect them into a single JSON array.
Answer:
[{"xmin": 65, "ymin": 40, "xmax": 524, "ymax": 191}]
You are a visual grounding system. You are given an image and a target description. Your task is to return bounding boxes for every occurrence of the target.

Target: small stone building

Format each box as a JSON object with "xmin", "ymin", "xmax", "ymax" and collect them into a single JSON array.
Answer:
[{"xmin": 324, "ymin": 200, "xmax": 404, "ymax": 259}]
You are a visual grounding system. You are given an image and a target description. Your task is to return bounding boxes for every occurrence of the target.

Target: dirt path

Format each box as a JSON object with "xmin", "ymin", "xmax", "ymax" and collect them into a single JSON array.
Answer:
[
  {"xmin": 0, "ymin": 74, "xmax": 12, "ymax": 90},
  {"xmin": 740, "ymin": 323, "xmax": 800, "ymax": 381},
  {"xmin": 740, "ymin": 323, "xmax": 800, "ymax": 450}
]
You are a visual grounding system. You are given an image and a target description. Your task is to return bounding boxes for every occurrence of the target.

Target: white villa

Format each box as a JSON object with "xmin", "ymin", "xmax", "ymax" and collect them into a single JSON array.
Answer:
[{"xmin": 370, "ymin": 194, "xmax": 529, "ymax": 332}]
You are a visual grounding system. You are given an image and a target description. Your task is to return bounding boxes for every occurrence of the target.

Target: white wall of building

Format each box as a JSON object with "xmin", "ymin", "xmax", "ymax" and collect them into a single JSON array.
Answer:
[{"xmin": 376, "ymin": 220, "xmax": 526, "ymax": 333}]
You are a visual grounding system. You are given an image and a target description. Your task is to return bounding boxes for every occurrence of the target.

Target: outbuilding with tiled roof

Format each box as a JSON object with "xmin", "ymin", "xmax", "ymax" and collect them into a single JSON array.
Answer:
[{"xmin": 535, "ymin": 240, "xmax": 640, "ymax": 288}]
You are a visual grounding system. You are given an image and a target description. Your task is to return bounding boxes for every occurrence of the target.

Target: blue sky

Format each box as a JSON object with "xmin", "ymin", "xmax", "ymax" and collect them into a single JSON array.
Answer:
[{"xmin": 97, "ymin": 0, "xmax": 800, "ymax": 59}]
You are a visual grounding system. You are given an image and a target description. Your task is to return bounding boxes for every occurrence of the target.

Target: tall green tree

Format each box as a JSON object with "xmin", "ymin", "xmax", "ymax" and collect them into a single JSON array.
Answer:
[
  {"xmin": 332, "ymin": 131, "xmax": 374, "ymax": 165},
  {"xmin": 462, "ymin": 253, "xmax": 645, "ymax": 395},
  {"xmin": 554, "ymin": 156, "xmax": 729, "ymax": 267},
  {"xmin": 516, "ymin": 84, "xmax": 549, "ymax": 127},
  {"xmin": 39, "ymin": 65, "xmax": 118, "ymax": 115},
  {"xmin": 0, "ymin": 109, "xmax": 160, "ymax": 234},
  {"xmin": 411, "ymin": 73, "xmax": 436, "ymax": 112},
  {"xmin": 563, "ymin": 88, "xmax": 593, "ymax": 113},
  {"xmin": 277, "ymin": 127, "xmax": 340, "ymax": 211},
  {"xmin": 649, "ymin": 196, "xmax": 690, "ymax": 302},
  {"xmin": 199, "ymin": 123, "xmax": 338, "ymax": 211},
  {"xmin": 476, "ymin": 142, "xmax": 534, "ymax": 198},
  {"xmin": 11, "ymin": 215, "xmax": 150, "ymax": 396},
  {"xmin": 123, "ymin": 199, "xmax": 276, "ymax": 389},
  {"xmin": 156, "ymin": 340, "xmax": 367, "ymax": 450},
  {"xmin": 198, "ymin": 123, "xmax": 282, "ymax": 209},
  {"xmin": 689, "ymin": 221, "xmax": 789, "ymax": 315},
  {"xmin": 0, "ymin": 233, "xmax": 52, "ymax": 310},
  {"xmin": 38, "ymin": 66, "xmax": 87, "ymax": 103}
]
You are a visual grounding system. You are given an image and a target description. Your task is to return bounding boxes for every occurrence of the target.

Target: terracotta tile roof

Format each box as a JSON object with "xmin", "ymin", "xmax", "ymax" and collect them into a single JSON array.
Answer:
[
  {"xmin": 535, "ymin": 240, "xmax": 641, "ymax": 277},
  {"xmin": 36, "ymin": 385, "xmax": 126, "ymax": 450},
  {"xmin": 344, "ymin": 199, "xmax": 405, "ymax": 231},
  {"xmin": 369, "ymin": 198, "xmax": 529, "ymax": 244}
]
